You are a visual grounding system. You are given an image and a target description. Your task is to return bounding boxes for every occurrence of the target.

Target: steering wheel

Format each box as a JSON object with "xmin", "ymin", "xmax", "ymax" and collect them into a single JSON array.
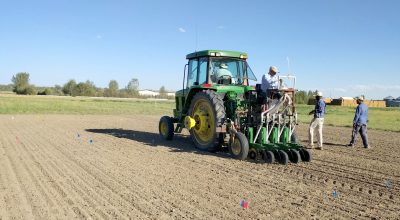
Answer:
[
  {"xmin": 217, "ymin": 75, "xmax": 232, "ymax": 84},
  {"xmin": 218, "ymin": 74, "xmax": 231, "ymax": 79}
]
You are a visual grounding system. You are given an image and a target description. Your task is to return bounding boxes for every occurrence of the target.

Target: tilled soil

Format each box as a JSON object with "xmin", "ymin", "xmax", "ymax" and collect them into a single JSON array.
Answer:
[{"xmin": 0, "ymin": 114, "xmax": 399, "ymax": 219}]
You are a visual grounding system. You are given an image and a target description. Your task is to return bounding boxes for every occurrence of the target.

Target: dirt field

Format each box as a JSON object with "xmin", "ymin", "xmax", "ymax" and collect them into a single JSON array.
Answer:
[{"xmin": 0, "ymin": 114, "xmax": 399, "ymax": 219}]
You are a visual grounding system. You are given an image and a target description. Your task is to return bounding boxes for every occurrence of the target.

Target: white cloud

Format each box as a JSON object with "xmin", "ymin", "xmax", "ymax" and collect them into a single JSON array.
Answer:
[
  {"xmin": 96, "ymin": 35, "xmax": 102, "ymax": 39},
  {"xmin": 178, "ymin": 27, "xmax": 186, "ymax": 33},
  {"xmin": 217, "ymin": 25, "xmax": 225, "ymax": 29}
]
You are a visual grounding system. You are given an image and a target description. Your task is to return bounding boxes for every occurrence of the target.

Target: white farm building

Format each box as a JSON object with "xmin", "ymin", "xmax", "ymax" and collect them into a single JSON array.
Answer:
[{"xmin": 138, "ymin": 90, "xmax": 175, "ymax": 97}]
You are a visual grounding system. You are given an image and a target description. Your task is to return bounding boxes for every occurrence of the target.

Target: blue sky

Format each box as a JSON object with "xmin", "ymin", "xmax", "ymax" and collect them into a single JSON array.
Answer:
[{"xmin": 1, "ymin": 0, "xmax": 399, "ymax": 99}]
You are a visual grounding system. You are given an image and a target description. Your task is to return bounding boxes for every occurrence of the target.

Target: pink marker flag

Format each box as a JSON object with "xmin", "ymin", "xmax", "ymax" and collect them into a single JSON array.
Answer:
[{"xmin": 240, "ymin": 200, "xmax": 249, "ymax": 209}]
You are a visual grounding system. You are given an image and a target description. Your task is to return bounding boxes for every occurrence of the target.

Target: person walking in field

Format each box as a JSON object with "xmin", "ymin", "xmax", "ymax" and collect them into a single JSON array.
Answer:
[
  {"xmin": 348, "ymin": 96, "xmax": 370, "ymax": 148},
  {"xmin": 308, "ymin": 91, "xmax": 326, "ymax": 150}
]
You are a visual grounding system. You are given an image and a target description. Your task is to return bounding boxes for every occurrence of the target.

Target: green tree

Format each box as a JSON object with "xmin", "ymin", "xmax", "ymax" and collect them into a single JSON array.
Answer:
[
  {"xmin": 0, "ymin": 84, "xmax": 14, "ymax": 91},
  {"xmin": 62, "ymin": 79, "xmax": 77, "ymax": 96},
  {"xmin": 75, "ymin": 80, "xmax": 96, "ymax": 97},
  {"xmin": 307, "ymin": 90, "xmax": 314, "ymax": 98},
  {"xmin": 126, "ymin": 78, "xmax": 139, "ymax": 96},
  {"xmin": 38, "ymin": 88, "xmax": 52, "ymax": 95},
  {"xmin": 159, "ymin": 86, "xmax": 167, "ymax": 98},
  {"xmin": 95, "ymin": 88, "xmax": 105, "ymax": 97},
  {"xmin": 54, "ymin": 85, "xmax": 64, "ymax": 96},
  {"xmin": 106, "ymin": 80, "xmax": 119, "ymax": 97},
  {"xmin": 11, "ymin": 72, "xmax": 31, "ymax": 94},
  {"xmin": 295, "ymin": 90, "xmax": 308, "ymax": 104},
  {"xmin": 25, "ymin": 86, "xmax": 37, "ymax": 95}
]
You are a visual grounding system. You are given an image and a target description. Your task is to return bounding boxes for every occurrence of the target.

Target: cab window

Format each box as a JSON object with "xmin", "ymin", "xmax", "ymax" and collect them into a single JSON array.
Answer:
[
  {"xmin": 198, "ymin": 57, "xmax": 208, "ymax": 85},
  {"xmin": 187, "ymin": 59, "xmax": 198, "ymax": 87}
]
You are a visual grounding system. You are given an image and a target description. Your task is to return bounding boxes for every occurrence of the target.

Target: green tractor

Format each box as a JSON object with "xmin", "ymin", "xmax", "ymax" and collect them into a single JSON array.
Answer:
[{"xmin": 159, "ymin": 50, "xmax": 311, "ymax": 165}]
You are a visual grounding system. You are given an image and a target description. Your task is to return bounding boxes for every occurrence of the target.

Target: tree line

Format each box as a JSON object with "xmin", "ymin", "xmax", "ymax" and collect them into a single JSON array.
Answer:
[
  {"xmin": 4, "ymin": 72, "xmax": 314, "ymax": 102},
  {"xmin": 295, "ymin": 90, "xmax": 317, "ymax": 104},
  {"xmin": 5, "ymin": 72, "xmax": 170, "ymax": 98}
]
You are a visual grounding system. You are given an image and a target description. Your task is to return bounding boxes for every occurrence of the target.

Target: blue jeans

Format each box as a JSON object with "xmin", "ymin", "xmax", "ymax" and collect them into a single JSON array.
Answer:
[{"xmin": 350, "ymin": 124, "xmax": 369, "ymax": 147}]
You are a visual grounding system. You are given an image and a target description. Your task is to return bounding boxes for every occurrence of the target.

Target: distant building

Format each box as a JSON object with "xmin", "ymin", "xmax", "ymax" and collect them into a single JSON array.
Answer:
[
  {"xmin": 386, "ymin": 100, "xmax": 400, "ymax": 107},
  {"xmin": 384, "ymin": 96, "xmax": 395, "ymax": 100},
  {"xmin": 329, "ymin": 97, "xmax": 386, "ymax": 107},
  {"xmin": 166, "ymin": 92, "xmax": 175, "ymax": 97},
  {"xmin": 339, "ymin": 97, "xmax": 354, "ymax": 100},
  {"xmin": 307, "ymin": 97, "xmax": 332, "ymax": 105},
  {"xmin": 385, "ymin": 95, "xmax": 400, "ymax": 107},
  {"xmin": 138, "ymin": 89, "xmax": 175, "ymax": 97},
  {"xmin": 138, "ymin": 89, "xmax": 159, "ymax": 97}
]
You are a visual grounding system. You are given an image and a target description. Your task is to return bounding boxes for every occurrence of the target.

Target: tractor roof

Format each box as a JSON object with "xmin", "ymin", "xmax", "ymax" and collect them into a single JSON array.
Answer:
[{"xmin": 186, "ymin": 50, "xmax": 248, "ymax": 59}]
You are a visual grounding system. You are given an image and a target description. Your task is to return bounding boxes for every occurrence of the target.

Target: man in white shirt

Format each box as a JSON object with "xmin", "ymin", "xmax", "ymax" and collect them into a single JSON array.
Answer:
[{"xmin": 261, "ymin": 66, "xmax": 279, "ymax": 99}]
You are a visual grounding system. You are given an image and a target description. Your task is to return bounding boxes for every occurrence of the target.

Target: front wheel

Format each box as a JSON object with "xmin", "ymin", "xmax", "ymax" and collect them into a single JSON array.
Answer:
[
  {"xmin": 159, "ymin": 116, "xmax": 174, "ymax": 140},
  {"xmin": 229, "ymin": 132, "xmax": 249, "ymax": 160}
]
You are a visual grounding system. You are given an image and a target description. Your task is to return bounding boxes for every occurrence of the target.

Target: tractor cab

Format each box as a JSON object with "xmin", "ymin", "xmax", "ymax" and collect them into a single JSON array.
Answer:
[{"xmin": 185, "ymin": 50, "xmax": 257, "ymax": 87}]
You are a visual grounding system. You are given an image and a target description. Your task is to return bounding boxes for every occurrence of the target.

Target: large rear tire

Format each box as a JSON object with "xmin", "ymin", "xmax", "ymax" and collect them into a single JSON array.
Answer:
[
  {"xmin": 188, "ymin": 90, "xmax": 226, "ymax": 151},
  {"xmin": 229, "ymin": 132, "xmax": 249, "ymax": 160}
]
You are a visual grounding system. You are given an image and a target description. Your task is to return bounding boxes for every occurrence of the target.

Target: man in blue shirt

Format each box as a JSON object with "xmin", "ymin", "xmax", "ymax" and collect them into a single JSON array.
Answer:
[
  {"xmin": 348, "ymin": 96, "xmax": 370, "ymax": 148},
  {"xmin": 309, "ymin": 91, "xmax": 326, "ymax": 150}
]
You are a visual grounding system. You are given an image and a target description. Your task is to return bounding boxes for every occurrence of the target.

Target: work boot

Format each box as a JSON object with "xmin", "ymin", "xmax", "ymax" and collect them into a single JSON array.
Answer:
[
  {"xmin": 316, "ymin": 146, "xmax": 323, "ymax": 150},
  {"xmin": 347, "ymin": 144, "xmax": 354, "ymax": 148},
  {"xmin": 364, "ymin": 145, "xmax": 371, "ymax": 149}
]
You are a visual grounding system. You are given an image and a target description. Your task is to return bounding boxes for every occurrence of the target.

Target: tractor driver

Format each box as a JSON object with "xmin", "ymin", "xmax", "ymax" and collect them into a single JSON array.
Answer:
[{"xmin": 213, "ymin": 63, "xmax": 235, "ymax": 84}]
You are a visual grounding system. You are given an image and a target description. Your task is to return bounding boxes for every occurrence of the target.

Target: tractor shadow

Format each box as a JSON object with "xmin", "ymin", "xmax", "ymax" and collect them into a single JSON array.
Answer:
[{"xmin": 85, "ymin": 128, "xmax": 231, "ymax": 158}]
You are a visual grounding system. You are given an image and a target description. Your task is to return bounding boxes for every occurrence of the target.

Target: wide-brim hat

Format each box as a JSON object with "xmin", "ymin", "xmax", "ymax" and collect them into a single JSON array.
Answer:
[
  {"xmin": 269, "ymin": 66, "xmax": 279, "ymax": 73},
  {"xmin": 313, "ymin": 91, "xmax": 323, "ymax": 97}
]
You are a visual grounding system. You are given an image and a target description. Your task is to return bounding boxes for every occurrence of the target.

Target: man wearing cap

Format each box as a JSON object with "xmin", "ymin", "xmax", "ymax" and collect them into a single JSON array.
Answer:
[
  {"xmin": 348, "ymin": 96, "xmax": 369, "ymax": 148},
  {"xmin": 308, "ymin": 91, "xmax": 326, "ymax": 150},
  {"xmin": 214, "ymin": 63, "xmax": 234, "ymax": 84},
  {"xmin": 261, "ymin": 66, "xmax": 279, "ymax": 94}
]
